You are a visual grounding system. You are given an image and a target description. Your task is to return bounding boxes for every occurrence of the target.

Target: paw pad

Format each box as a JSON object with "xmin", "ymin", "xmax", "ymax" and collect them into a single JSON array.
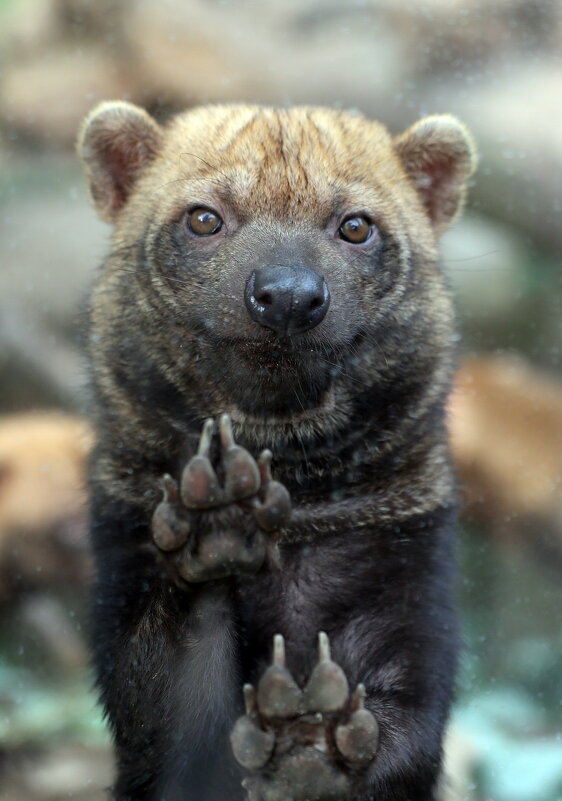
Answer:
[{"xmin": 151, "ymin": 415, "xmax": 291, "ymax": 583}]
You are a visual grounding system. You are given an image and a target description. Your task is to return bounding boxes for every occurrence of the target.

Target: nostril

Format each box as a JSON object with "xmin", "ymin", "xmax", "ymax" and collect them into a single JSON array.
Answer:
[
  {"xmin": 256, "ymin": 290, "xmax": 273, "ymax": 307},
  {"xmin": 309, "ymin": 295, "xmax": 323, "ymax": 310}
]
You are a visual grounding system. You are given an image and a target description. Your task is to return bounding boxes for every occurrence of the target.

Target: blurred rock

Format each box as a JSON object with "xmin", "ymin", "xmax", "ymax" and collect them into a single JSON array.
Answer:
[
  {"xmin": 1, "ymin": 46, "xmax": 130, "ymax": 147},
  {"xmin": 469, "ymin": 62, "xmax": 562, "ymax": 255},
  {"xmin": 442, "ymin": 213, "xmax": 529, "ymax": 321},
  {"xmin": 442, "ymin": 212, "xmax": 561, "ymax": 370},
  {"xmin": 420, "ymin": 58, "xmax": 562, "ymax": 255},
  {"xmin": 1, "ymin": 0, "xmax": 560, "ymax": 258},
  {"xmin": 384, "ymin": 0, "xmax": 560, "ymax": 73},
  {"xmin": 0, "ymin": 0, "xmax": 125, "ymax": 53},
  {"xmin": 19, "ymin": 594, "xmax": 89, "ymax": 670},
  {"xmin": 0, "ymin": 157, "xmax": 108, "ymax": 411},
  {"xmin": 1, "ymin": 744, "xmax": 113, "ymax": 801},
  {"xmin": 123, "ymin": 0, "xmax": 407, "ymax": 110},
  {"xmin": 0, "ymin": 0, "xmax": 61, "ymax": 54}
]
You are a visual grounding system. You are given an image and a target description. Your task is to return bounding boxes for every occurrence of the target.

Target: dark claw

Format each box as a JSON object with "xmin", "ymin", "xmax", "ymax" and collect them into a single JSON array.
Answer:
[
  {"xmin": 243, "ymin": 682, "xmax": 259, "ymax": 717},
  {"xmin": 219, "ymin": 414, "xmax": 261, "ymax": 501},
  {"xmin": 301, "ymin": 632, "xmax": 349, "ymax": 713},
  {"xmin": 257, "ymin": 449, "xmax": 273, "ymax": 485},
  {"xmin": 218, "ymin": 412, "xmax": 238, "ymax": 450},
  {"xmin": 335, "ymin": 685, "xmax": 379, "ymax": 763},
  {"xmin": 257, "ymin": 634, "xmax": 303, "ymax": 718},
  {"xmin": 198, "ymin": 417, "xmax": 215, "ymax": 456},
  {"xmin": 162, "ymin": 473, "xmax": 178, "ymax": 503},
  {"xmin": 152, "ymin": 475, "xmax": 191, "ymax": 551}
]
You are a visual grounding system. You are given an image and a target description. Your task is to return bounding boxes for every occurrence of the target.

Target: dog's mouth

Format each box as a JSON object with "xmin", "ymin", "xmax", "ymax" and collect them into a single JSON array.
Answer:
[
  {"xmin": 212, "ymin": 330, "xmax": 368, "ymax": 387},
  {"xmin": 235, "ymin": 338, "xmax": 321, "ymax": 370},
  {"xmin": 191, "ymin": 316, "xmax": 349, "ymax": 373},
  {"xmin": 198, "ymin": 334, "xmax": 334, "ymax": 416},
  {"xmin": 192, "ymin": 326, "xmax": 367, "ymax": 417}
]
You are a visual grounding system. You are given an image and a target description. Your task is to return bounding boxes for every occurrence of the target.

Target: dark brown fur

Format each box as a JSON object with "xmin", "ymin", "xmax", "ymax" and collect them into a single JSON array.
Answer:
[{"xmin": 79, "ymin": 103, "xmax": 476, "ymax": 800}]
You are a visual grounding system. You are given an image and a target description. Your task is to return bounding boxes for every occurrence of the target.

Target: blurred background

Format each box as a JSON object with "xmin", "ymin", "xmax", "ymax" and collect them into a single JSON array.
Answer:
[{"xmin": 0, "ymin": 0, "xmax": 561, "ymax": 799}]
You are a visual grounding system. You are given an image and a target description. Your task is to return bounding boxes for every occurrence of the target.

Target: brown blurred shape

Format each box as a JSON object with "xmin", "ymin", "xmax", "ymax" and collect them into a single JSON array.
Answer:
[
  {"xmin": 0, "ymin": 412, "xmax": 93, "ymax": 598},
  {"xmin": 450, "ymin": 356, "xmax": 562, "ymax": 566}
]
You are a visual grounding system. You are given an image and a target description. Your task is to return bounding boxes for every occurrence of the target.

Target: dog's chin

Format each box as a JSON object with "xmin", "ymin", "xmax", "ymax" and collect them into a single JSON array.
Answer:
[{"xmin": 216, "ymin": 342, "xmax": 334, "ymax": 419}]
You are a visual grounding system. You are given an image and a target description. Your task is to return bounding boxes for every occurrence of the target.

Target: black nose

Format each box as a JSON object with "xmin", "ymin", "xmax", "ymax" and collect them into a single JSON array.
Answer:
[{"xmin": 244, "ymin": 266, "xmax": 330, "ymax": 336}]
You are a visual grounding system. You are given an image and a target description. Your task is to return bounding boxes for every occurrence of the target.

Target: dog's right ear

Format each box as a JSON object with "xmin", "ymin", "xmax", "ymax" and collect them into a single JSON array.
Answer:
[
  {"xmin": 393, "ymin": 115, "xmax": 477, "ymax": 235},
  {"xmin": 77, "ymin": 101, "xmax": 163, "ymax": 223}
]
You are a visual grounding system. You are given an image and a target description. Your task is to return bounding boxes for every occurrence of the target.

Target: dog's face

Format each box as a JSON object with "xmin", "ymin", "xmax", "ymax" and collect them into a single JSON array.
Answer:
[{"xmin": 79, "ymin": 104, "xmax": 476, "ymax": 421}]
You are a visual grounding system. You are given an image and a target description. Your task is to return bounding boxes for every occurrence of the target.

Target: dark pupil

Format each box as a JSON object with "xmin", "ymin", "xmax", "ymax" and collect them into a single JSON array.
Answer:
[
  {"xmin": 341, "ymin": 217, "xmax": 370, "ymax": 242},
  {"xmin": 192, "ymin": 210, "xmax": 220, "ymax": 235}
]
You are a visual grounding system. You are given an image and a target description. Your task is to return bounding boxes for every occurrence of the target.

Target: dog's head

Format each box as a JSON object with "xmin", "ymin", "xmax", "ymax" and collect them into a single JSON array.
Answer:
[{"xmin": 79, "ymin": 103, "xmax": 476, "ymax": 422}]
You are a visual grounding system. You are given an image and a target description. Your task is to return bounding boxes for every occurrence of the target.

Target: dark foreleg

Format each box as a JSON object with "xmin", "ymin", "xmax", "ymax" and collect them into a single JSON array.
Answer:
[
  {"xmin": 91, "ymin": 512, "xmax": 242, "ymax": 801},
  {"xmin": 231, "ymin": 510, "xmax": 458, "ymax": 801}
]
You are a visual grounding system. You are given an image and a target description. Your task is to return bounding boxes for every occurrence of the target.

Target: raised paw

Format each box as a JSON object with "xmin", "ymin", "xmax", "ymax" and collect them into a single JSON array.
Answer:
[
  {"xmin": 230, "ymin": 633, "xmax": 379, "ymax": 801},
  {"xmin": 151, "ymin": 415, "xmax": 291, "ymax": 584}
]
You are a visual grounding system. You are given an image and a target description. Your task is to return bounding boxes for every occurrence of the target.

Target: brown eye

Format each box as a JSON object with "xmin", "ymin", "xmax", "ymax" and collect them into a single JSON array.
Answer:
[
  {"xmin": 338, "ymin": 215, "xmax": 373, "ymax": 244},
  {"xmin": 187, "ymin": 207, "xmax": 223, "ymax": 236}
]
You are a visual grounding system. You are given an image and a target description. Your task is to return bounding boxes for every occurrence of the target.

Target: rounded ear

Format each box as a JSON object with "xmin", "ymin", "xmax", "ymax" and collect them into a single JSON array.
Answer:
[
  {"xmin": 77, "ymin": 101, "xmax": 163, "ymax": 223},
  {"xmin": 394, "ymin": 115, "xmax": 477, "ymax": 234}
]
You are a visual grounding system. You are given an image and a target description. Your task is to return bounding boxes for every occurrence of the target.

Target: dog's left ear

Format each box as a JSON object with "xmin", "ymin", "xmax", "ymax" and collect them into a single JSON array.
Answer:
[
  {"xmin": 394, "ymin": 115, "xmax": 477, "ymax": 234},
  {"xmin": 77, "ymin": 101, "xmax": 163, "ymax": 223}
]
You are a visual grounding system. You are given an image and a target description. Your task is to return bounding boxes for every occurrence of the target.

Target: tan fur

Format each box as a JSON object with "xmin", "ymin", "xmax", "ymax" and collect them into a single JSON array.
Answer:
[{"xmin": 79, "ymin": 103, "xmax": 475, "ymax": 240}]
